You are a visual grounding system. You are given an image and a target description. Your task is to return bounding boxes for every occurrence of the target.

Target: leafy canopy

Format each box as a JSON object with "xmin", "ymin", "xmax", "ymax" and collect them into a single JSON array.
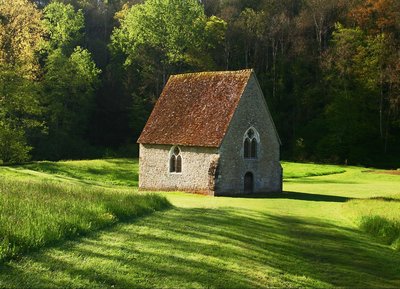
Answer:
[
  {"xmin": 0, "ymin": 0, "xmax": 44, "ymax": 163},
  {"xmin": 43, "ymin": 2, "xmax": 85, "ymax": 53},
  {"xmin": 111, "ymin": 0, "xmax": 226, "ymax": 68}
]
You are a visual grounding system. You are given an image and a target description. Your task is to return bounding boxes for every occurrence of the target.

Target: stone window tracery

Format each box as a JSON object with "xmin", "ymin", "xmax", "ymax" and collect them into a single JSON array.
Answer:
[
  {"xmin": 169, "ymin": 146, "xmax": 182, "ymax": 173},
  {"xmin": 244, "ymin": 128, "xmax": 259, "ymax": 159}
]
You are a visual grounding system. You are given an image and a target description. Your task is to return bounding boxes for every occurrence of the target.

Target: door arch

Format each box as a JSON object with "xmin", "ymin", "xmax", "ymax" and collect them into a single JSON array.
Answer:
[{"xmin": 244, "ymin": 172, "xmax": 254, "ymax": 194}]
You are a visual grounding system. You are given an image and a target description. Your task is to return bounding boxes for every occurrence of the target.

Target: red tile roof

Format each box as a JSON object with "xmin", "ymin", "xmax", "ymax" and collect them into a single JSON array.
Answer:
[{"xmin": 137, "ymin": 69, "xmax": 253, "ymax": 147}]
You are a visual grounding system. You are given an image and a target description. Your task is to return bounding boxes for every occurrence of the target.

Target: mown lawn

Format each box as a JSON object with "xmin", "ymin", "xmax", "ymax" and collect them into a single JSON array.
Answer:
[{"xmin": 0, "ymin": 159, "xmax": 400, "ymax": 288}]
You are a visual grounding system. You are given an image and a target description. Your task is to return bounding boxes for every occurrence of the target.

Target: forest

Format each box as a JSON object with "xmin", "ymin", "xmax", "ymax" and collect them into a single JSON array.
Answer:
[{"xmin": 0, "ymin": 0, "xmax": 399, "ymax": 167}]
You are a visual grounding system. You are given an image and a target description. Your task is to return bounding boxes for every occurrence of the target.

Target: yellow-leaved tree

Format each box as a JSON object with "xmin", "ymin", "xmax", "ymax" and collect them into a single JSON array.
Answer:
[{"xmin": 0, "ymin": 0, "xmax": 44, "ymax": 163}]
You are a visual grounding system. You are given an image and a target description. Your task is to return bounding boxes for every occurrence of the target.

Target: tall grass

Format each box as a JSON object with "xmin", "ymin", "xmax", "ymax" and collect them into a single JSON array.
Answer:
[
  {"xmin": 0, "ymin": 177, "xmax": 171, "ymax": 261},
  {"xmin": 360, "ymin": 216, "xmax": 400, "ymax": 249},
  {"xmin": 345, "ymin": 195, "xmax": 400, "ymax": 250}
]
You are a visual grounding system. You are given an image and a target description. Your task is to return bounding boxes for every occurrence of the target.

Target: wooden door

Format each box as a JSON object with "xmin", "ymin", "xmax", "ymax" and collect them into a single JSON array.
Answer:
[{"xmin": 244, "ymin": 172, "xmax": 253, "ymax": 194}]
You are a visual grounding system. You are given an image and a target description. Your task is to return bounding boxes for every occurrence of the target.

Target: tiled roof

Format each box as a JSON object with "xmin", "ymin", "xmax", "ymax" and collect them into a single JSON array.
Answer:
[{"xmin": 137, "ymin": 69, "xmax": 252, "ymax": 147}]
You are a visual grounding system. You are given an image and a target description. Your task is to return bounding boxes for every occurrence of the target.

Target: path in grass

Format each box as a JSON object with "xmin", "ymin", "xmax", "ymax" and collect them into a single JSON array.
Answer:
[{"xmin": 1, "ymin": 160, "xmax": 400, "ymax": 288}]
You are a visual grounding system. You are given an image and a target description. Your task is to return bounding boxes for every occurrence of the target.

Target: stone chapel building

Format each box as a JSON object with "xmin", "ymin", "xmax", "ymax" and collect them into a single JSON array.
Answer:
[{"xmin": 137, "ymin": 69, "xmax": 282, "ymax": 196}]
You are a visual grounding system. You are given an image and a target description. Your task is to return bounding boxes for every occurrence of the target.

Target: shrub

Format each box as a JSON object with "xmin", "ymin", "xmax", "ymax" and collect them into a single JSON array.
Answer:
[{"xmin": 0, "ymin": 124, "xmax": 31, "ymax": 164}]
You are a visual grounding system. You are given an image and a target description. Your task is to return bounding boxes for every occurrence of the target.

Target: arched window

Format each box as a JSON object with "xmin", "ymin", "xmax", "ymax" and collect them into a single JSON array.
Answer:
[
  {"xmin": 244, "ymin": 138, "xmax": 251, "ymax": 158},
  {"xmin": 169, "ymin": 146, "xmax": 182, "ymax": 173},
  {"xmin": 243, "ymin": 128, "xmax": 259, "ymax": 159}
]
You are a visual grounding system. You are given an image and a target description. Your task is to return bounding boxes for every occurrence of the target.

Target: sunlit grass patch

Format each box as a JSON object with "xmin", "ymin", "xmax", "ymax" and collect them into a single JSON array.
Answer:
[
  {"xmin": 0, "ymin": 177, "xmax": 171, "ymax": 261},
  {"xmin": 20, "ymin": 158, "xmax": 139, "ymax": 187},
  {"xmin": 282, "ymin": 161, "xmax": 346, "ymax": 179}
]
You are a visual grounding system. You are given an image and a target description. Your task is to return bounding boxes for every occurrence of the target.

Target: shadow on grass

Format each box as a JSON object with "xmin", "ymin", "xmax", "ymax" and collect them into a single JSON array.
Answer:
[
  {"xmin": 227, "ymin": 191, "xmax": 351, "ymax": 202},
  {"xmin": 368, "ymin": 196, "xmax": 400, "ymax": 202},
  {"xmin": 1, "ymin": 208, "xmax": 399, "ymax": 288}
]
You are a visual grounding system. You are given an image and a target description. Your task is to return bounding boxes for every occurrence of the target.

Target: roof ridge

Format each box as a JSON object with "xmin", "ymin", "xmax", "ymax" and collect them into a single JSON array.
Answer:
[{"xmin": 171, "ymin": 69, "xmax": 253, "ymax": 78}]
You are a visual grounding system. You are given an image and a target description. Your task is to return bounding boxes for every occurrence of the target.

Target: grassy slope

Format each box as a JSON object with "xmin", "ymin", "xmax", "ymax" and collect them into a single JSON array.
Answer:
[
  {"xmin": 0, "ymin": 160, "xmax": 167, "ymax": 262},
  {"xmin": 0, "ymin": 160, "xmax": 400, "ymax": 288},
  {"xmin": 1, "ymin": 159, "xmax": 138, "ymax": 187}
]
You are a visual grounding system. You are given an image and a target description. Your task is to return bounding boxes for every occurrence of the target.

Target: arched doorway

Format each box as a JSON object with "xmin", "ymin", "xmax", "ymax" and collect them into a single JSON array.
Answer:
[{"xmin": 244, "ymin": 172, "xmax": 254, "ymax": 194}]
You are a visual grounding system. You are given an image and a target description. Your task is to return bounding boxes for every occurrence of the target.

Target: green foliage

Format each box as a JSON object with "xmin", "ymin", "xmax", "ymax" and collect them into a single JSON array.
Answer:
[
  {"xmin": 0, "ymin": 0, "xmax": 44, "ymax": 76},
  {"xmin": 40, "ymin": 47, "xmax": 100, "ymax": 159},
  {"xmin": 314, "ymin": 23, "xmax": 392, "ymax": 163},
  {"xmin": 42, "ymin": 2, "xmax": 84, "ymax": 53},
  {"xmin": 0, "ymin": 123, "xmax": 31, "ymax": 164},
  {"xmin": 0, "ymin": 0, "xmax": 44, "ymax": 163},
  {"xmin": 111, "ymin": 0, "xmax": 226, "ymax": 68}
]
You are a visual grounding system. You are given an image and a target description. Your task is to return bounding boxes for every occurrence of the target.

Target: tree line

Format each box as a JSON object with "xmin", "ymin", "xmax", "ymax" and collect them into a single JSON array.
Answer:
[{"xmin": 0, "ymin": 0, "xmax": 399, "ymax": 167}]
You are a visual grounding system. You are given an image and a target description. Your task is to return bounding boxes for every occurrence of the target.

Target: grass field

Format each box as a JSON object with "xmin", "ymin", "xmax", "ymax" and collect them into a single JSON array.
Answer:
[
  {"xmin": 0, "ymin": 159, "xmax": 399, "ymax": 288},
  {"xmin": 0, "ymin": 162, "xmax": 168, "ymax": 262}
]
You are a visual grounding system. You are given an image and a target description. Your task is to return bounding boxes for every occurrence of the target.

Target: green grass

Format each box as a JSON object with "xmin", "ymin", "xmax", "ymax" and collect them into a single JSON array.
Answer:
[
  {"xmin": 281, "ymin": 161, "xmax": 346, "ymax": 178},
  {"xmin": 0, "ymin": 159, "xmax": 400, "ymax": 288},
  {"xmin": 0, "ymin": 176, "xmax": 170, "ymax": 262},
  {"xmin": 344, "ymin": 194, "xmax": 400, "ymax": 250},
  {"xmin": 1, "ymin": 159, "xmax": 138, "ymax": 187}
]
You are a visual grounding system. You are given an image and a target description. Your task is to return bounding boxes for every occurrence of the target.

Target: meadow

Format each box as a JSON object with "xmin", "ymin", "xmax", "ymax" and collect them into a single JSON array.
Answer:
[
  {"xmin": 0, "ymin": 160, "xmax": 168, "ymax": 262},
  {"xmin": 0, "ymin": 159, "xmax": 399, "ymax": 288}
]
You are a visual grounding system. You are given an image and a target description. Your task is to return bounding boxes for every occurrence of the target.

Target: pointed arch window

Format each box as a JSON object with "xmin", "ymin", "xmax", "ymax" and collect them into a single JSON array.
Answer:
[
  {"xmin": 169, "ymin": 146, "xmax": 182, "ymax": 173},
  {"xmin": 244, "ymin": 128, "xmax": 259, "ymax": 159}
]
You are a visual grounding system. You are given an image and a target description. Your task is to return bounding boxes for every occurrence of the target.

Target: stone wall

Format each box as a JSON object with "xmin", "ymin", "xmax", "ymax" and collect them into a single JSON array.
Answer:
[
  {"xmin": 216, "ymin": 74, "xmax": 282, "ymax": 195},
  {"xmin": 139, "ymin": 144, "xmax": 219, "ymax": 194}
]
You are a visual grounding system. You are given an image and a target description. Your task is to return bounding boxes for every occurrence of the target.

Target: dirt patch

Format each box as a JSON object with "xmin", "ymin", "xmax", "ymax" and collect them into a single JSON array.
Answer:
[{"xmin": 362, "ymin": 170, "xmax": 400, "ymax": 175}]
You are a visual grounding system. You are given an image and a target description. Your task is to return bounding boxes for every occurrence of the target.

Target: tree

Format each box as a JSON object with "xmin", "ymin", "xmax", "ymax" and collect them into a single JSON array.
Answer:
[
  {"xmin": 348, "ymin": 0, "xmax": 400, "ymax": 35},
  {"xmin": 320, "ymin": 24, "xmax": 396, "ymax": 161},
  {"xmin": 0, "ymin": 0, "xmax": 44, "ymax": 163},
  {"xmin": 43, "ymin": 2, "xmax": 85, "ymax": 54},
  {"xmin": 111, "ymin": 0, "xmax": 226, "ymax": 81},
  {"xmin": 37, "ymin": 2, "xmax": 100, "ymax": 159},
  {"xmin": 40, "ymin": 47, "xmax": 100, "ymax": 159}
]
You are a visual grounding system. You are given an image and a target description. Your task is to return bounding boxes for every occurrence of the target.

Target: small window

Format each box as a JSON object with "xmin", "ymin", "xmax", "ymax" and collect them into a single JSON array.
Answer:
[
  {"xmin": 169, "ymin": 155, "xmax": 176, "ymax": 172},
  {"xmin": 244, "ymin": 128, "xmax": 259, "ymax": 159},
  {"xmin": 176, "ymin": 155, "xmax": 182, "ymax": 173},
  {"xmin": 251, "ymin": 139, "xmax": 257, "ymax": 158},
  {"xmin": 169, "ymin": 146, "xmax": 182, "ymax": 173},
  {"xmin": 244, "ymin": 138, "xmax": 251, "ymax": 158}
]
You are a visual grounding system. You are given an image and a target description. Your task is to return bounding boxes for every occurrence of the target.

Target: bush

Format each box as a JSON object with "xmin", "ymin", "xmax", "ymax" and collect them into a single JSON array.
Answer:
[{"xmin": 0, "ymin": 124, "xmax": 31, "ymax": 164}]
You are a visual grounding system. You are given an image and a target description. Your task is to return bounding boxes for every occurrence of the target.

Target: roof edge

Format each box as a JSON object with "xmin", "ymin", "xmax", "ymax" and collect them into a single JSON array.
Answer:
[
  {"xmin": 138, "ymin": 142, "xmax": 219, "ymax": 148},
  {"xmin": 169, "ymin": 69, "xmax": 253, "ymax": 79}
]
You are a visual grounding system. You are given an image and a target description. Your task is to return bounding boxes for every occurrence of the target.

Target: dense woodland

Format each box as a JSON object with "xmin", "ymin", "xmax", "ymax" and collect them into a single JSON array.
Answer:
[{"xmin": 0, "ymin": 0, "xmax": 399, "ymax": 167}]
